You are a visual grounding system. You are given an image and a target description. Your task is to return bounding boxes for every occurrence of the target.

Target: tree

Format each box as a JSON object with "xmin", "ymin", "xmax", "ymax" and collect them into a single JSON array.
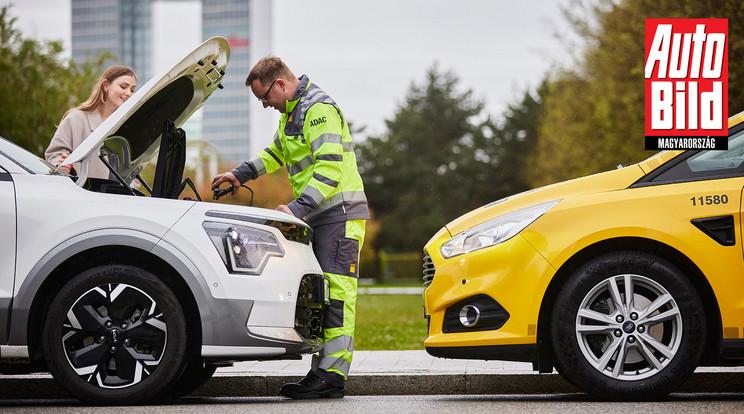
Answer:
[
  {"xmin": 0, "ymin": 6, "xmax": 108, "ymax": 155},
  {"xmin": 357, "ymin": 66, "xmax": 548, "ymax": 252},
  {"xmin": 529, "ymin": 0, "xmax": 744, "ymax": 187}
]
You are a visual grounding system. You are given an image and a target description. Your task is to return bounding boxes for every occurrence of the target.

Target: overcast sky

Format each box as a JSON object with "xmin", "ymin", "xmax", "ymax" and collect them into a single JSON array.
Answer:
[{"xmin": 3, "ymin": 0, "xmax": 573, "ymax": 137}]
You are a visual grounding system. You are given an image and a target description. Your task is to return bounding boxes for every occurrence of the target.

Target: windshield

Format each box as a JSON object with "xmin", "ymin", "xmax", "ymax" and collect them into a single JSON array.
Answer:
[{"xmin": 0, "ymin": 137, "xmax": 54, "ymax": 174}]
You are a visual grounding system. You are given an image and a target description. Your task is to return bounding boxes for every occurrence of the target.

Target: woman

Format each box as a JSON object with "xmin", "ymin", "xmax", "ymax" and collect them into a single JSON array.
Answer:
[{"xmin": 46, "ymin": 65, "xmax": 137, "ymax": 179}]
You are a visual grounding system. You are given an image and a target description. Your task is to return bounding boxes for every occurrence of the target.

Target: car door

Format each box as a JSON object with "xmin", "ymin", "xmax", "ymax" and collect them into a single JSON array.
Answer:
[
  {"xmin": 0, "ymin": 163, "xmax": 16, "ymax": 344},
  {"xmin": 637, "ymin": 124, "xmax": 744, "ymax": 340}
]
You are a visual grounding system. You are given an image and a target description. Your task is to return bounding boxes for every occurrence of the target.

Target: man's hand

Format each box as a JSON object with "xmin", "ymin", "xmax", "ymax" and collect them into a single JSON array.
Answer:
[
  {"xmin": 211, "ymin": 172, "xmax": 241, "ymax": 194},
  {"xmin": 276, "ymin": 204, "xmax": 294, "ymax": 216}
]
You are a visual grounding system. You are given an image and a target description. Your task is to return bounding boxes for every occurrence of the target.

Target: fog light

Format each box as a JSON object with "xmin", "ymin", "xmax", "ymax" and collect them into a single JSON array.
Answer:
[
  {"xmin": 443, "ymin": 294, "xmax": 509, "ymax": 333},
  {"xmin": 459, "ymin": 305, "xmax": 480, "ymax": 327}
]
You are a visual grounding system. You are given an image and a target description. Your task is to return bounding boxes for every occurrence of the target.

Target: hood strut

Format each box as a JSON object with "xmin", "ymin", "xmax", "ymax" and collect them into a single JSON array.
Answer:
[{"xmin": 99, "ymin": 154, "xmax": 137, "ymax": 196}]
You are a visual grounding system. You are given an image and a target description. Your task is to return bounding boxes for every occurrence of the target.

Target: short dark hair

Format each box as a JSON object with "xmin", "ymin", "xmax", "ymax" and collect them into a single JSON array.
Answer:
[{"xmin": 245, "ymin": 56, "xmax": 295, "ymax": 87}]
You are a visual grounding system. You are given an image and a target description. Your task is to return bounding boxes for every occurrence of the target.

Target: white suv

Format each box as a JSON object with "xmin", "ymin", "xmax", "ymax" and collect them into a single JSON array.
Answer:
[{"xmin": 0, "ymin": 38, "xmax": 327, "ymax": 404}]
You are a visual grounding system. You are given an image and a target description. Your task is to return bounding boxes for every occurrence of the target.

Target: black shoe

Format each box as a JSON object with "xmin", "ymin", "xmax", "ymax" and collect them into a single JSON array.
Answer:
[{"xmin": 279, "ymin": 373, "xmax": 344, "ymax": 399}]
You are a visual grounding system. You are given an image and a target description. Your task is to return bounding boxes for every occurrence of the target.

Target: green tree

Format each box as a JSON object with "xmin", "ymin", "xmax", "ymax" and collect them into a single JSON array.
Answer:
[
  {"xmin": 0, "ymin": 6, "xmax": 108, "ymax": 155},
  {"xmin": 529, "ymin": 0, "xmax": 744, "ymax": 187},
  {"xmin": 357, "ymin": 67, "xmax": 547, "ymax": 252}
]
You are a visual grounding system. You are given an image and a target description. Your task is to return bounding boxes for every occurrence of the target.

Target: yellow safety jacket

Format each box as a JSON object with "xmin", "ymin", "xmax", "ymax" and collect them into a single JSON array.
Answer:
[{"xmin": 233, "ymin": 75, "xmax": 369, "ymax": 226}]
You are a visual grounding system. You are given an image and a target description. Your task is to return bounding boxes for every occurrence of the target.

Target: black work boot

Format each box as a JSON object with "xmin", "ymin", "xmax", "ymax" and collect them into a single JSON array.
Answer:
[{"xmin": 279, "ymin": 370, "xmax": 344, "ymax": 399}]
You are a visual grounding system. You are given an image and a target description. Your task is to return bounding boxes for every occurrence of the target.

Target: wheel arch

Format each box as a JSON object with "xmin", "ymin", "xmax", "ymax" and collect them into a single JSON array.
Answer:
[
  {"xmin": 535, "ymin": 236, "xmax": 722, "ymax": 371},
  {"xmin": 10, "ymin": 230, "xmax": 207, "ymax": 366}
]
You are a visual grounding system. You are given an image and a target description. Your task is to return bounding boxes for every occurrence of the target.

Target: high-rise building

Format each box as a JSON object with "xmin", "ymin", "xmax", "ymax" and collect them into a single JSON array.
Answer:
[
  {"xmin": 70, "ymin": 0, "xmax": 274, "ymax": 164},
  {"xmin": 71, "ymin": 0, "xmax": 153, "ymax": 81},
  {"xmin": 201, "ymin": 0, "xmax": 251, "ymax": 163}
]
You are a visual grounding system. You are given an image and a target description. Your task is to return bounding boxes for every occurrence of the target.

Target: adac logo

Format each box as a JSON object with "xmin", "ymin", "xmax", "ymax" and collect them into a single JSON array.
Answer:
[
  {"xmin": 309, "ymin": 116, "xmax": 327, "ymax": 127},
  {"xmin": 644, "ymin": 18, "xmax": 728, "ymax": 150}
]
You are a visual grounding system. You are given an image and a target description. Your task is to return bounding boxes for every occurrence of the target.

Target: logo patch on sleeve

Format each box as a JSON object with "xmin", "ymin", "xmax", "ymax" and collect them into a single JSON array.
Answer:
[{"xmin": 309, "ymin": 116, "xmax": 327, "ymax": 127}]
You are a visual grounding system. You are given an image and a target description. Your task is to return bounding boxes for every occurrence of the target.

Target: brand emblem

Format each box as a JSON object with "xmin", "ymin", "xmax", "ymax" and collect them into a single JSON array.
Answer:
[{"xmin": 309, "ymin": 116, "xmax": 327, "ymax": 127}]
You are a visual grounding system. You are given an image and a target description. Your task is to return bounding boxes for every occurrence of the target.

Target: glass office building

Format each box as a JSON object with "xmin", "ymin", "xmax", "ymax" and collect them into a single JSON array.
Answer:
[
  {"xmin": 71, "ymin": 0, "xmax": 153, "ymax": 82},
  {"xmin": 71, "ymin": 0, "xmax": 271, "ymax": 163},
  {"xmin": 201, "ymin": 0, "xmax": 252, "ymax": 163}
]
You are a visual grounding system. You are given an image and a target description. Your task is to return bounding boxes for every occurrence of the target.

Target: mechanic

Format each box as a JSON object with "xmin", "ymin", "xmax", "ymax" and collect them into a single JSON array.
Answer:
[{"xmin": 211, "ymin": 56, "xmax": 369, "ymax": 399}]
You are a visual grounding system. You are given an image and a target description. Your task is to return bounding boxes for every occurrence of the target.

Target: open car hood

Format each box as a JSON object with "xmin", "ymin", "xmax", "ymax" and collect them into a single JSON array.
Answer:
[{"xmin": 64, "ymin": 37, "xmax": 229, "ymax": 185}]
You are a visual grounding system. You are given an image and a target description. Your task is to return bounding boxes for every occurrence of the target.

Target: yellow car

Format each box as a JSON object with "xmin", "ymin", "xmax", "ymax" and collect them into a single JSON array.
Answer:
[{"xmin": 423, "ymin": 112, "xmax": 744, "ymax": 400}]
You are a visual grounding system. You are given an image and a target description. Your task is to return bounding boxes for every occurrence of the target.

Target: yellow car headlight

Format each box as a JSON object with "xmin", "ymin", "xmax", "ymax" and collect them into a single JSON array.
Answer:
[{"xmin": 440, "ymin": 199, "xmax": 560, "ymax": 258}]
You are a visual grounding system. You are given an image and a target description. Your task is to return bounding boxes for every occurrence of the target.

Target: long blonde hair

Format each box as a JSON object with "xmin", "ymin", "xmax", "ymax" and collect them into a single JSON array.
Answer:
[{"xmin": 64, "ymin": 64, "xmax": 137, "ymax": 119}]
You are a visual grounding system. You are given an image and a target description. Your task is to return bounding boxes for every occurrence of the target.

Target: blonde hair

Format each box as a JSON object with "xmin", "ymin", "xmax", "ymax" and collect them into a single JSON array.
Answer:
[
  {"xmin": 64, "ymin": 64, "xmax": 136, "ymax": 119},
  {"xmin": 245, "ymin": 56, "xmax": 295, "ymax": 86}
]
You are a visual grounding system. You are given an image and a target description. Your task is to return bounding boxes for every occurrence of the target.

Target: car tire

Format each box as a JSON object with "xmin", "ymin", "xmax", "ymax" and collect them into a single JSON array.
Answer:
[
  {"xmin": 42, "ymin": 265, "xmax": 188, "ymax": 405},
  {"xmin": 550, "ymin": 251, "xmax": 706, "ymax": 400},
  {"xmin": 169, "ymin": 359, "xmax": 217, "ymax": 397}
]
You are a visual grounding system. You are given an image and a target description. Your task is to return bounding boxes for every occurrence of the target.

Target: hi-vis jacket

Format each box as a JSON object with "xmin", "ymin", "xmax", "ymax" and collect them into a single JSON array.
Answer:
[{"xmin": 233, "ymin": 75, "xmax": 369, "ymax": 226}]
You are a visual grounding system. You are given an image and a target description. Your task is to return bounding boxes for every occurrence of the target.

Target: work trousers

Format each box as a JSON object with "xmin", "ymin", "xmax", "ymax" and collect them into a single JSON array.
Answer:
[{"xmin": 310, "ymin": 219, "xmax": 366, "ymax": 383}]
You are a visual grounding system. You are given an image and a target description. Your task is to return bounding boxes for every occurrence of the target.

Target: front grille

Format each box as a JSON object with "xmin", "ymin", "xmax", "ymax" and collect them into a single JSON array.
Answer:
[{"xmin": 422, "ymin": 251, "xmax": 435, "ymax": 287}]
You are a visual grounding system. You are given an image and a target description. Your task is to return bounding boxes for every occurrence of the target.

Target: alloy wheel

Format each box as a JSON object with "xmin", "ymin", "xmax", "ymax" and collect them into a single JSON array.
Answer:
[
  {"xmin": 575, "ymin": 273, "xmax": 683, "ymax": 381},
  {"xmin": 61, "ymin": 283, "xmax": 168, "ymax": 389}
]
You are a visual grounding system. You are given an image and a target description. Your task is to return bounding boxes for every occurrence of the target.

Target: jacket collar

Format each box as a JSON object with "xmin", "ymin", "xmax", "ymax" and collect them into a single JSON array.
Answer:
[{"xmin": 285, "ymin": 74, "xmax": 311, "ymax": 115}]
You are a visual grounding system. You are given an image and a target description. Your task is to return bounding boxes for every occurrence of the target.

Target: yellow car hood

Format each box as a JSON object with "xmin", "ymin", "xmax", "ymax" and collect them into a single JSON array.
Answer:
[{"xmin": 445, "ymin": 151, "xmax": 680, "ymax": 237}]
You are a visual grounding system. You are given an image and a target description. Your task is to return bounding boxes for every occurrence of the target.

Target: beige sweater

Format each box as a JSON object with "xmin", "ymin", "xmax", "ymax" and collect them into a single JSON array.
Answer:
[{"xmin": 45, "ymin": 109, "xmax": 110, "ymax": 179}]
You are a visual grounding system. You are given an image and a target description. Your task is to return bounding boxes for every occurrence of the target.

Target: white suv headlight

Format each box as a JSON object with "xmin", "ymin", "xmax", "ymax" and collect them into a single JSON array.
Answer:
[
  {"xmin": 440, "ymin": 200, "xmax": 560, "ymax": 259},
  {"xmin": 203, "ymin": 222, "xmax": 285, "ymax": 275}
]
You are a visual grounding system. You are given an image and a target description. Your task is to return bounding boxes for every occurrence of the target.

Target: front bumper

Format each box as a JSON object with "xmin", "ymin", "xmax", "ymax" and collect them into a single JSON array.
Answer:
[
  {"xmin": 202, "ymin": 273, "xmax": 328, "ymax": 360},
  {"xmin": 423, "ymin": 231, "xmax": 554, "ymax": 350}
]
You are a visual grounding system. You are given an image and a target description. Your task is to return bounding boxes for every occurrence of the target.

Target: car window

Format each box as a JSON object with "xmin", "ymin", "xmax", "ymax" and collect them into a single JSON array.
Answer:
[
  {"xmin": 651, "ymin": 128, "xmax": 744, "ymax": 182},
  {"xmin": 0, "ymin": 137, "xmax": 54, "ymax": 174},
  {"xmin": 686, "ymin": 131, "xmax": 744, "ymax": 172}
]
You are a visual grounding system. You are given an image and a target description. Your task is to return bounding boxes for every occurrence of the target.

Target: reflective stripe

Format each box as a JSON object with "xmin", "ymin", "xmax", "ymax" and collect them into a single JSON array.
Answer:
[
  {"xmin": 299, "ymin": 90, "xmax": 328, "ymax": 114},
  {"xmin": 313, "ymin": 173, "xmax": 339, "ymax": 188},
  {"xmin": 305, "ymin": 92, "xmax": 328, "ymax": 108},
  {"xmin": 303, "ymin": 86, "xmax": 322, "ymax": 101},
  {"xmin": 264, "ymin": 148, "xmax": 283, "ymax": 166},
  {"xmin": 342, "ymin": 142, "xmax": 354, "ymax": 152},
  {"xmin": 317, "ymin": 154, "xmax": 343, "ymax": 162},
  {"xmin": 311, "ymin": 133, "xmax": 342, "ymax": 153},
  {"xmin": 343, "ymin": 201, "xmax": 369, "ymax": 217},
  {"xmin": 318, "ymin": 357, "xmax": 351, "ymax": 376},
  {"xmin": 288, "ymin": 155, "xmax": 314, "ymax": 176},
  {"xmin": 302, "ymin": 185, "xmax": 325, "ymax": 205},
  {"xmin": 306, "ymin": 191, "xmax": 368, "ymax": 219},
  {"xmin": 272, "ymin": 132, "xmax": 282, "ymax": 153},
  {"xmin": 251, "ymin": 158, "xmax": 266, "ymax": 176},
  {"xmin": 322, "ymin": 335, "xmax": 354, "ymax": 356}
]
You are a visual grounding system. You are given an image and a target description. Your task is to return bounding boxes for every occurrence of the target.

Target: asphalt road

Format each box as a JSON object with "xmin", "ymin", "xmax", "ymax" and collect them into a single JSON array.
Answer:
[{"xmin": 1, "ymin": 394, "xmax": 743, "ymax": 413}]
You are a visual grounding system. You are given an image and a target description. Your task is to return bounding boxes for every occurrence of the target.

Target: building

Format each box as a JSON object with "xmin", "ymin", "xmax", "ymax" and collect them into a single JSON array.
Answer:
[
  {"xmin": 70, "ymin": 0, "xmax": 274, "ymax": 164},
  {"xmin": 71, "ymin": 0, "xmax": 153, "ymax": 81},
  {"xmin": 201, "ymin": 0, "xmax": 251, "ymax": 163}
]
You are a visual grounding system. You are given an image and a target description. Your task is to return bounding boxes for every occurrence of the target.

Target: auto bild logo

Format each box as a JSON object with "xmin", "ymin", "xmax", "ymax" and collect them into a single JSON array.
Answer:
[{"xmin": 644, "ymin": 18, "xmax": 728, "ymax": 150}]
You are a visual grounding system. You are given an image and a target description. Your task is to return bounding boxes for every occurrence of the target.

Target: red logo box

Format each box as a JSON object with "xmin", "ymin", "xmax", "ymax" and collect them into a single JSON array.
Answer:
[{"xmin": 645, "ymin": 19, "xmax": 728, "ymax": 150}]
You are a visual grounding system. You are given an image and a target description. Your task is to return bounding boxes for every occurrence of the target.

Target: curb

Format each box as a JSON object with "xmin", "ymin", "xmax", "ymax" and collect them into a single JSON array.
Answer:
[{"xmin": 1, "ymin": 372, "xmax": 742, "ymax": 399}]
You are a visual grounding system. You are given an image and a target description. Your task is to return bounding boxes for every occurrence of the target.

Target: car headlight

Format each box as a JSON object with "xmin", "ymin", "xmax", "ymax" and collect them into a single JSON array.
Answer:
[
  {"xmin": 440, "ymin": 199, "xmax": 560, "ymax": 259},
  {"xmin": 203, "ymin": 222, "xmax": 285, "ymax": 275}
]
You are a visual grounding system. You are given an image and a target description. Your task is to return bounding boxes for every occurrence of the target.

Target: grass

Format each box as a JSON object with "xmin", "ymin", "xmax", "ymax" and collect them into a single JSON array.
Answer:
[
  {"xmin": 357, "ymin": 281, "xmax": 423, "ymax": 288},
  {"xmin": 354, "ymin": 294, "xmax": 427, "ymax": 350}
]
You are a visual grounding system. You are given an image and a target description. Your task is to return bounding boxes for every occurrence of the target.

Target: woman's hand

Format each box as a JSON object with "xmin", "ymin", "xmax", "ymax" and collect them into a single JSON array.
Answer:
[{"xmin": 56, "ymin": 151, "xmax": 72, "ymax": 174}]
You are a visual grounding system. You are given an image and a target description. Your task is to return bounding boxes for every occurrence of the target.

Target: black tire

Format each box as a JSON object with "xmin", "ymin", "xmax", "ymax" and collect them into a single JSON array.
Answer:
[
  {"xmin": 550, "ymin": 251, "xmax": 706, "ymax": 400},
  {"xmin": 169, "ymin": 359, "xmax": 217, "ymax": 397},
  {"xmin": 42, "ymin": 265, "xmax": 188, "ymax": 405}
]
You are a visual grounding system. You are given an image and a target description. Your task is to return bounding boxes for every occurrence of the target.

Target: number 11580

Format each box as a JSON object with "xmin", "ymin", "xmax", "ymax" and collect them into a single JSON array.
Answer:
[{"xmin": 690, "ymin": 195, "xmax": 728, "ymax": 206}]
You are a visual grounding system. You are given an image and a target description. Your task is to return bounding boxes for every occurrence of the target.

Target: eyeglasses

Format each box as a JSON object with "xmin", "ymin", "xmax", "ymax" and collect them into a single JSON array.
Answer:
[{"xmin": 259, "ymin": 79, "xmax": 277, "ymax": 102}]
